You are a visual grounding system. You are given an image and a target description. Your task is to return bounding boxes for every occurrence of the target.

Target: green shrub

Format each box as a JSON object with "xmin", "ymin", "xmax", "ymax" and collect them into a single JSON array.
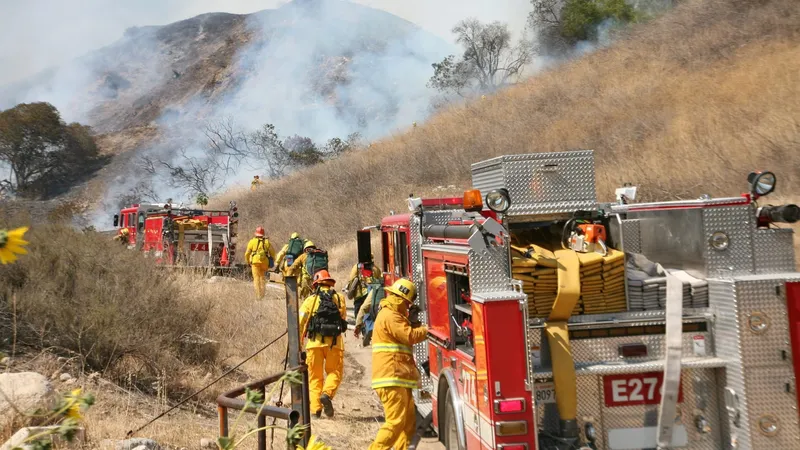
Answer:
[{"xmin": 561, "ymin": 0, "xmax": 637, "ymax": 41}]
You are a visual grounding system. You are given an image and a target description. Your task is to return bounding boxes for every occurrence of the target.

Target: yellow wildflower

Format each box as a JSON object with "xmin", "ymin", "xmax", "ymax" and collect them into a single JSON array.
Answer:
[
  {"xmin": 297, "ymin": 435, "xmax": 331, "ymax": 450},
  {"xmin": 0, "ymin": 227, "xmax": 29, "ymax": 265},
  {"xmin": 65, "ymin": 388, "xmax": 83, "ymax": 420}
]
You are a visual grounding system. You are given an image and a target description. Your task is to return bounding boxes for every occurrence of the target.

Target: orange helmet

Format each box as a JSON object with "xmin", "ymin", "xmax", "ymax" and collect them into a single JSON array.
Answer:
[
  {"xmin": 312, "ymin": 270, "xmax": 335, "ymax": 287},
  {"xmin": 255, "ymin": 226, "xmax": 265, "ymax": 237}
]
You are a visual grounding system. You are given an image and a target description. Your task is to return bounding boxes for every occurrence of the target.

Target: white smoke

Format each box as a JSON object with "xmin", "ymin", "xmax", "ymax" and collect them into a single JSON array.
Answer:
[{"xmin": 0, "ymin": 0, "xmax": 567, "ymax": 228}]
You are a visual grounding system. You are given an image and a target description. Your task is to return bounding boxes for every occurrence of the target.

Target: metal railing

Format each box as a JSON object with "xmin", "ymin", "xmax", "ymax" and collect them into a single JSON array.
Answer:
[{"xmin": 217, "ymin": 362, "xmax": 311, "ymax": 449}]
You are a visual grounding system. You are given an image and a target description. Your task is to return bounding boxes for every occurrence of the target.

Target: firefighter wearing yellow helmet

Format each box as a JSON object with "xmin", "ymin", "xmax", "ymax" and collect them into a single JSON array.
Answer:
[
  {"xmin": 290, "ymin": 240, "xmax": 317, "ymax": 299},
  {"xmin": 369, "ymin": 278, "xmax": 428, "ymax": 450},
  {"xmin": 114, "ymin": 228, "xmax": 131, "ymax": 246},
  {"xmin": 275, "ymin": 232, "xmax": 305, "ymax": 277},
  {"xmin": 298, "ymin": 269, "xmax": 348, "ymax": 418}
]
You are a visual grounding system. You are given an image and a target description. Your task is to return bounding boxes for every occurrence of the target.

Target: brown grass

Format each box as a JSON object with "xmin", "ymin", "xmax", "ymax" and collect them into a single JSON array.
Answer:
[{"xmin": 219, "ymin": 0, "xmax": 799, "ymax": 267}]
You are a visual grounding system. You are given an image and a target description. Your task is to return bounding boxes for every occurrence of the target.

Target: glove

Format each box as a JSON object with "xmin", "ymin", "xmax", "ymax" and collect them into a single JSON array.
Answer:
[{"xmin": 408, "ymin": 305, "xmax": 421, "ymax": 327}]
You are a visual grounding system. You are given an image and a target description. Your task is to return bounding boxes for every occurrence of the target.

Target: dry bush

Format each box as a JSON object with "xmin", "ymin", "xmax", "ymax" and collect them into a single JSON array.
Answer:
[
  {"xmin": 219, "ymin": 0, "xmax": 800, "ymax": 268},
  {"xmin": 0, "ymin": 223, "xmax": 210, "ymax": 394}
]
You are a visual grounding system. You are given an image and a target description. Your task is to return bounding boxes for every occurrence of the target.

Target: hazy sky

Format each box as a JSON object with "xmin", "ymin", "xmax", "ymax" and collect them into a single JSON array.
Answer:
[{"xmin": 0, "ymin": 0, "xmax": 531, "ymax": 85}]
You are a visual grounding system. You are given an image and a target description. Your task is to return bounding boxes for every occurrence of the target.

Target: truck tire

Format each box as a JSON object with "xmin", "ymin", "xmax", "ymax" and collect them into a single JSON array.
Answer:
[{"xmin": 443, "ymin": 388, "xmax": 460, "ymax": 449}]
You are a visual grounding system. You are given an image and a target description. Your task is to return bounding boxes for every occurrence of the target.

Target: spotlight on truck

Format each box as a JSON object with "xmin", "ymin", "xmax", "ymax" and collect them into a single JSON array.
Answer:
[
  {"xmin": 748, "ymin": 171, "xmax": 776, "ymax": 198},
  {"xmin": 486, "ymin": 189, "xmax": 511, "ymax": 213}
]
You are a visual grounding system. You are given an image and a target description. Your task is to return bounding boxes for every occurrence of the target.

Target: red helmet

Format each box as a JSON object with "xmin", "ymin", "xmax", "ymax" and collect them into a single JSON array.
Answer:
[
  {"xmin": 312, "ymin": 270, "xmax": 335, "ymax": 287},
  {"xmin": 255, "ymin": 226, "xmax": 265, "ymax": 237}
]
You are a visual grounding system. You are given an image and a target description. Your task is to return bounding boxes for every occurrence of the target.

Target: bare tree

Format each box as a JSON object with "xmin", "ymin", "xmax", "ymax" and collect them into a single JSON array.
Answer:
[
  {"xmin": 202, "ymin": 117, "xmax": 249, "ymax": 173},
  {"xmin": 429, "ymin": 19, "xmax": 532, "ymax": 98}
]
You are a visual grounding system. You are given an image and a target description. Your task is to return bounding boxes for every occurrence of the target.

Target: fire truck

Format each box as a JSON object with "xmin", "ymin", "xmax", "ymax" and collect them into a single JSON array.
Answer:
[
  {"xmin": 113, "ymin": 201, "xmax": 242, "ymax": 271},
  {"xmin": 358, "ymin": 150, "xmax": 800, "ymax": 449}
]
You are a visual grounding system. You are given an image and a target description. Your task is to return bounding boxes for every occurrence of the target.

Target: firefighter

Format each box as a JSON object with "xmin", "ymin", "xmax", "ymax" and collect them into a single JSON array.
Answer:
[
  {"xmin": 291, "ymin": 240, "xmax": 317, "ymax": 299},
  {"xmin": 353, "ymin": 277, "xmax": 385, "ymax": 347},
  {"xmin": 346, "ymin": 255, "xmax": 382, "ymax": 322},
  {"xmin": 250, "ymin": 175, "xmax": 263, "ymax": 191},
  {"xmin": 298, "ymin": 270, "xmax": 348, "ymax": 418},
  {"xmin": 369, "ymin": 278, "xmax": 428, "ymax": 450},
  {"xmin": 244, "ymin": 226, "xmax": 276, "ymax": 300},
  {"xmin": 114, "ymin": 228, "xmax": 130, "ymax": 246},
  {"xmin": 274, "ymin": 232, "xmax": 305, "ymax": 277}
]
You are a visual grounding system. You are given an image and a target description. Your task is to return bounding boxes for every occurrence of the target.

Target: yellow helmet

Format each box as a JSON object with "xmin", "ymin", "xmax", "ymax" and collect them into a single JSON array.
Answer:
[
  {"xmin": 291, "ymin": 232, "xmax": 299, "ymax": 239},
  {"xmin": 385, "ymin": 278, "xmax": 416, "ymax": 303},
  {"xmin": 304, "ymin": 240, "xmax": 315, "ymax": 250},
  {"xmin": 120, "ymin": 228, "xmax": 130, "ymax": 236}
]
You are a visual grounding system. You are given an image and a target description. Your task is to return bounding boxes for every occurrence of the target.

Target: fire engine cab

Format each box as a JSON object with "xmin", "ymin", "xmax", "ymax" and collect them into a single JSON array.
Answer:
[
  {"xmin": 113, "ymin": 201, "xmax": 240, "ymax": 270},
  {"xmin": 362, "ymin": 150, "xmax": 800, "ymax": 450}
]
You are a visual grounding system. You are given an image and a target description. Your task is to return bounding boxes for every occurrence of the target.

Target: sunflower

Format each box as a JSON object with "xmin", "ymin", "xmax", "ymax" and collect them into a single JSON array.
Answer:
[
  {"xmin": 64, "ymin": 389, "xmax": 84, "ymax": 420},
  {"xmin": 0, "ymin": 227, "xmax": 29, "ymax": 265},
  {"xmin": 297, "ymin": 435, "xmax": 332, "ymax": 450}
]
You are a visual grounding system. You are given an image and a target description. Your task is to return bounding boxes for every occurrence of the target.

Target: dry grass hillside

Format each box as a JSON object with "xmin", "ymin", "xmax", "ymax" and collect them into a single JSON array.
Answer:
[{"xmin": 226, "ymin": 0, "xmax": 800, "ymax": 265}]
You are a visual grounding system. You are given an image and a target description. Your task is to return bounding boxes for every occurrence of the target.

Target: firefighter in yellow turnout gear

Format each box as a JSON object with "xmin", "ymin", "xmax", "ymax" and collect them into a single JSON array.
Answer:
[
  {"xmin": 275, "ymin": 233, "xmax": 305, "ymax": 277},
  {"xmin": 298, "ymin": 270, "xmax": 348, "ymax": 418},
  {"xmin": 369, "ymin": 278, "xmax": 428, "ymax": 450},
  {"xmin": 244, "ymin": 227, "xmax": 276, "ymax": 299},
  {"xmin": 291, "ymin": 240, "xmax": 317, "ymax": 299},
  {"xmin": 347, "ymin": 256, "xmax": 382, "ymax": 322}
]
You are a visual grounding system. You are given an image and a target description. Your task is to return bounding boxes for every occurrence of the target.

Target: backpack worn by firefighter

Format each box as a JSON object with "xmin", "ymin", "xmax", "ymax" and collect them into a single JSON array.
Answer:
[
  {"xmin": 307, "ymin": 288, "xmax": 348, "ymax": 346},
  {"xmin": 254, "ymin": 238, "xmax": 274, "ymax": 268},
  {"xmin": 360, "ymin": 282, "xmax": 385, "ymax": 347},
  {"xmin": 305, "ymin": 249, "xmax": 329, "ymax": 278},
  {"xmin": 285, "ymin": 236, "xmax": 305, "ymax": 267}
]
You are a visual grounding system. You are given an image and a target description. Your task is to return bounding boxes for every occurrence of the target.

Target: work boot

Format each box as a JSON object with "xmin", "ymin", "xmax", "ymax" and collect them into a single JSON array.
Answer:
[
  {"xmin": 320, "ymin": 393, "xmax": 334, "ymax": 418},
  {"xmin": 314, "ymin": 410, "xmax": 322, "ymax": 418}
]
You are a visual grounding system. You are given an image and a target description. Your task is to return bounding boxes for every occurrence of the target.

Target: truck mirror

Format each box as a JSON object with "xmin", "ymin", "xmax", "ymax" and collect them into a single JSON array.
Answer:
[
  {"xmin": 357, "ymin": 229, "xmax": 372, "ymax": 263},
  {"xmin": 113, "ymin": 214, "xmax": 119, "ymax": 227}
]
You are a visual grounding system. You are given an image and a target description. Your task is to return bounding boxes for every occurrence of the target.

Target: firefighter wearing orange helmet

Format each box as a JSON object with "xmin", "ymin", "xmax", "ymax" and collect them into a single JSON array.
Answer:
[
  {"xmin": 244, "ymin": 226, "xmax": 276, "ymax": 299},
  {"xmin": 298, "ymin": 269, "xmax": 348, "ymax": 418},
  {"xmin": 369, "ymin": 278, "xmax": 428, "ymax": 450}
]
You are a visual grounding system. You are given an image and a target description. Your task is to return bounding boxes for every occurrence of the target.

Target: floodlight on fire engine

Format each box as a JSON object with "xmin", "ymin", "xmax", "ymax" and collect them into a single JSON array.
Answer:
[
  {"xmin": 485, "ymin": 189, "xmax": 511, "ymax": 213},
  {"xmin": 748, "ymin": 171, "xmax": 776, "ymax": 198}
]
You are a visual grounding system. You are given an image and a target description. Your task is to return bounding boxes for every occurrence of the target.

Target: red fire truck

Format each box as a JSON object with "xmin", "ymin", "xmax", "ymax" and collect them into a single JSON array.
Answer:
[
  {"xmin": 359, "ymin": 150, "xmax": 800, "ymax": 449},
  {"xmin": 113, "ymin": 201, "xmax": 241, "ymax": 271}
]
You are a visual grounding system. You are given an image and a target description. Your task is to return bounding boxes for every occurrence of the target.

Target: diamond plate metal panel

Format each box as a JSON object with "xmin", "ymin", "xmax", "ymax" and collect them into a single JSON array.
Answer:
[
  {"xmin": 409, "ymin": 214, "xmax": 433, "ymax": 394},
  {"xmin": 753, "ymin": 228, "xmax": 796, "ymax": 274},
  {"xmin": 468, "ymin": 243, "xmax": 513, "ymax": 295},
  {"xmin": 736, "ymin": 278, "xmax": 792, "ymax": 368},
  {"xmin": 709, "ymin": 279, "xmax": 752, "ymax": 449},
  {"xmin": 422, "ymin": 210, "xmax": 465, "ymax": 228},
  {"xmin": 535, "ymin": 368, "xmax": 723, "ymax": 450},
  {"xmin": 743, "ymin": 366, "xmax": 799, "ymax": 449},
  {"xmin": 703, "ymin": 206, "xmax": 756, "ymax": 277},
  {"xmin": 620, "ymin": 219, "xmax": 641, "ymax": 254},
  {"xmin": 568, "ymin": 333, "xmax": 714, "ymax": 365},
  {"xmin": 471, "ymin": 151, "xmax": 597, "ymax": 217}
]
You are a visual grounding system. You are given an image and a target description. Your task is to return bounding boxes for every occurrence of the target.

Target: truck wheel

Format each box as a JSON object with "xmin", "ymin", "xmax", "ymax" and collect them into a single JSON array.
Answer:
[{"xmin": 443, "ymin": 389, "xmax": 459, "ymax": 449}]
